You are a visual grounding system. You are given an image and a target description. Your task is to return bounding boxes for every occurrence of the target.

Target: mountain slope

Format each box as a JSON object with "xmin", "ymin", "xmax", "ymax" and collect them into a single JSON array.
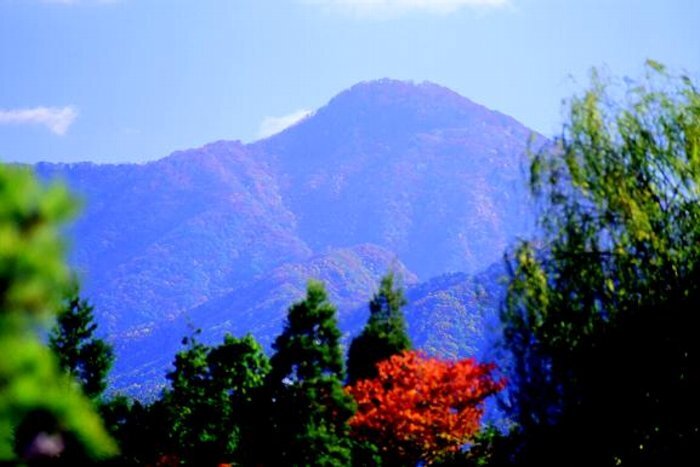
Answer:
[
  {"xmin": 33, "ymin": 79, "xmax": 540, "ymax": 394},
  {"xmin": 255, "ymin": 80, "xmax": 535, "ymax": 277},
  {"xmin": 36, "ymin": 141, "xmax": 311, "ymax": 331},
  {"xmin": 112, "ymin": 244, "xmax": 417, "ymax": 396}
]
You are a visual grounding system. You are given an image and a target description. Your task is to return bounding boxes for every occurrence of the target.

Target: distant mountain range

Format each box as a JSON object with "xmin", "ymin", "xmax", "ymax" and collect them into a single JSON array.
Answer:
[{"xmin": 34, "ymin": 79, "xmax": 542, "ymax": 396}]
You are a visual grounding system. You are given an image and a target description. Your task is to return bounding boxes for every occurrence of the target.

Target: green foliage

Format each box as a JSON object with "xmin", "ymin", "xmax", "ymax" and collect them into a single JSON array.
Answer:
[
  {"xmin": 0, "ymin": 165, "xmax": 116, "ymax": 461},
  {"xmin": 434, "ymin": 425, "xmax": 515, "ymax": 467},
  {"xmin": 347, "ymin": 271, "xmax": 411, "ymax": 385},
  {"xmin": 262, "ymin": 280, "xmax": 355, "ymax": 466},
  {"xmin": 0, "ymin": 166, "xmax": 77, "ymax": 320},
  {"xmin": 164, "ymin": 332, "xmax": 212, "ymax": 464},
  {"xmin": 502, "ymin": 63, "xmax": 700, "ymax": 465},
  {"xmin": 101, "ymin": 396, "xmax": 170, "ymax": 466},
  {"xmin": 50, "ymin": 291, "xmax": 115, "ymax": 400},
  {"xmin": 163, "ymin": 330, "xmax": 270, "ymax": 465},
  {"xmin": 346, "ymin": 272, "xmax": 411, "ymax": 465},
  {"xmin": 206, "ymin": 332, "xmax": 270, "ymax": 462}
]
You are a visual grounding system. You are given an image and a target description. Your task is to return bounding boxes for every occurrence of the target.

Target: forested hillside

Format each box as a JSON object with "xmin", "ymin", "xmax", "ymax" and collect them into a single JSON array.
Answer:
[{"xmin": 34, "ymin": 80, "xmax": 539, "ymax": 394}]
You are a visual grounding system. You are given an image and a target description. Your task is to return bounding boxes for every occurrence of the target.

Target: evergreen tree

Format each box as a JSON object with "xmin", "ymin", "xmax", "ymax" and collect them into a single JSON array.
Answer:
[
  {"xmin": 262, "ymin": 280, "xmax": 355, "ymax": 466},
  {"xmin": 347, "ymin": 271, "xmax": 411, "ymax": 384},
  {"xmin": 49, "ymin": 292, "xmax": 114, "ymax": 400}
]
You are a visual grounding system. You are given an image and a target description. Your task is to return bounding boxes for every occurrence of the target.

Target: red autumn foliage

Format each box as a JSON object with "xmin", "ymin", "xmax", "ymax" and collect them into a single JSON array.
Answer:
[{"xmin": 346, "ymin": 350, "xmax": 505, "ymax": 464}]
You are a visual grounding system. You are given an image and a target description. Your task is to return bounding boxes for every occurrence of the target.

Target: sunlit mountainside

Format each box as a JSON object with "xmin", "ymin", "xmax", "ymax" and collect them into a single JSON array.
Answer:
[{"xmin": 35, "ymin": 79, "xmax": 542, "ymax": 395}]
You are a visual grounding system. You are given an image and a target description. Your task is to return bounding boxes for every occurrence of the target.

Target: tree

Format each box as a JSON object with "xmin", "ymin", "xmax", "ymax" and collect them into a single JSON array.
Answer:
[
  {"xmin": 163, "ymin": 331, "xmax": 212, "ymax": 465},
  {"xmin": 49, "ymin": 291, "xmax": 114, "ymax": 400},
  {"xmin": 0, "ymin": 165, "xmax": 116, "ymax": 461},
  {"xmin": 502, "ymin": 62, "xmax": 700, "ymax": 465},
  {"xmin": 347, "ymin": 350, "xmax": 504, "ymax": 465},
  {"xmin": 261, "ymin": 280, "xmax": 355, "ymax": 466},
  {"xmin": 100, "ymin": 395, "xmax": 171, "ymax": 466},
  {"xmin": 162, "ymin": 331, "xmax": 270, "ymax": 466},
  {"xmin": 347, "ymin": 271, "xmax": 411, "ymax": 385},
  {"xmin": 206, "ymin": 333, "xmax": 270, "ymax": 464}
]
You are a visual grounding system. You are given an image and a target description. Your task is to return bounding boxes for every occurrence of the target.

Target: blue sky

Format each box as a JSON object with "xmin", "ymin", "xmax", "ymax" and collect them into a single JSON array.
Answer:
[{"xmin": 1, "ymin": 0, "xmax": 698, "ymax": 163}]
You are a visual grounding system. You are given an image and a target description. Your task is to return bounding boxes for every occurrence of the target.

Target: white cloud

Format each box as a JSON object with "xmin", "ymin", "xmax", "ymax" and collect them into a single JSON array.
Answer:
[
  {"xmin": 0, "ymin": 106, "xmax": 78, "ymax": 135},
  {"xmin": 303, "ymin": 0, "xmax": 510, "ymax": 16},
  {"xmin": 257, "ymin": 109, "xmax": 313, "ymax": 139}
]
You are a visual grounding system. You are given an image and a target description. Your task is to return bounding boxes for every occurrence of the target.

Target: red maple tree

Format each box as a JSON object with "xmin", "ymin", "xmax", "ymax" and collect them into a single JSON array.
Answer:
[{"xmin": 346, "ymin": 350, "xmax": 504, "ymax": 465}]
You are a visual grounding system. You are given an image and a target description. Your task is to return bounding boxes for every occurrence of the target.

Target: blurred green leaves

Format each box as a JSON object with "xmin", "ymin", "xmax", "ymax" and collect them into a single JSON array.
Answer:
[
  {"xmin": 0, "ymin": 166, "xmax": 77, "ymax": 321},
  {"xmin": 0, "ymin": 165, "xmax": 116, "ymax": 461}
]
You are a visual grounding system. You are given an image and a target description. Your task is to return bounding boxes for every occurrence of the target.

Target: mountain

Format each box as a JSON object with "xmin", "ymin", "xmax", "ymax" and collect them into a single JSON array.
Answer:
[
  {"xmin": 344, "ymin": 260, "xmax": 507, "ymax": 358},
  {"xmin": 34, "ymin": 79, "xmax": 541, "ymax": 395},
  {"xmin": 254, "ymin": 80, "xmax": 534, "ymax": 277}
]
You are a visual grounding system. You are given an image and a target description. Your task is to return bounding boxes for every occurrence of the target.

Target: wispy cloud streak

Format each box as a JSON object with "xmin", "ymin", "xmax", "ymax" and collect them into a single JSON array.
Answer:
[
  {"xmin": 0, "ymin": 107, "xmax": 78, "ymax": 135},
  {"xmin": 258, "ymin": 109, "xmax": 313, "ymax": 139}
]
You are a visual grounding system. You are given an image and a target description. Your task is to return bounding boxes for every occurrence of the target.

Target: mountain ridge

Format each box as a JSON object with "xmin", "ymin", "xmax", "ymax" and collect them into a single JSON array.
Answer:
[{"xmin": 33, "ymin": 78, "xmax": 541, "ymax": 395}]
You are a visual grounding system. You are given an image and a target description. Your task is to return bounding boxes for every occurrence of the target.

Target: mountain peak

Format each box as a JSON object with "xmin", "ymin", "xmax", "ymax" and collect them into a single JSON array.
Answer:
[
  {"xmin": 327, "ymin": 78, "xmax": 480, "ymax": 115},
  {"xmin": 342, "ymin": 78, "xmax": 463, "ymax": 98},
  {"xmin": 257, "ymin": 78, "xmax": 525, "ymax": 146}
]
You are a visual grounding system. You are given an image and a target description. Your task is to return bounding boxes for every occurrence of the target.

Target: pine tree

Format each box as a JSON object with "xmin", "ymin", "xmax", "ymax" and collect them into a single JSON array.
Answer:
[
  {"xmin": 262, "ymin": 280, "xmax": 355, "ymax": 466},
  {"xmin": 49, "ymin": 292, "xmax": 114, "ymax": 400},
  {"xmin": 347, "ymin": 271, "xmax": 411, "ymax": 385}
]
